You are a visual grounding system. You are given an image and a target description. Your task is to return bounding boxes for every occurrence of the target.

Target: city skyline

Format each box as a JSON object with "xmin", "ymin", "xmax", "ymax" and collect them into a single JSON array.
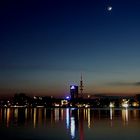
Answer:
[{"xmin": 1, "ymin": 0, "xmax": 140, "ymax": 97}]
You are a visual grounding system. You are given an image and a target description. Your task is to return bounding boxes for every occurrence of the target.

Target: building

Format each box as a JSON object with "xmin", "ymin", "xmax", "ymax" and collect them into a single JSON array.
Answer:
[{"xmin": 70, "ymin": 85, "xmax": 78, "ymax": 100}]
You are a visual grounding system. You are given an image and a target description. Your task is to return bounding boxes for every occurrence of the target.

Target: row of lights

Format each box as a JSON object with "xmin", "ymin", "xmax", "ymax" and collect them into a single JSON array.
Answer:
[{"xmin": 110, "ymin": 99, "xmax": 139, "ymax": 108}]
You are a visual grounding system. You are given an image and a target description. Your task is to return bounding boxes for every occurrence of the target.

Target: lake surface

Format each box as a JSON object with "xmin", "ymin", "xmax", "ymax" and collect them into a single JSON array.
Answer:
[{"xmin": 0, "ymin": 107, "xmax": 140, "ymax": 140}]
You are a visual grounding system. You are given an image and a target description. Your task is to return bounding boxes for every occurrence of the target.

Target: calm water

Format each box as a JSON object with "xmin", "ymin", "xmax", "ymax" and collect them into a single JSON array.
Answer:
[{"xmin": 0, "ymin": 107, "xmax": 140, "ymax": 140}]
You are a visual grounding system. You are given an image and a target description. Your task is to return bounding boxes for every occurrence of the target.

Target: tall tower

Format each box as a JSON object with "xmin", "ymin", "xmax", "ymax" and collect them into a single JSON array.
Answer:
[{"xmin": 80, "ymin": 74, "xmax": 84, "ymax": 98}]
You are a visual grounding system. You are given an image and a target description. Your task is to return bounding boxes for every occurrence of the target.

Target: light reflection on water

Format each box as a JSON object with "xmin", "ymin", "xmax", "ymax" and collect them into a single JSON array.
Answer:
[
  {"xmin": 0, "ymin": 108, "xmax": 140, "ymax": 139},
  {"xmin": 122, "ymin": 108, "xmax": 129, "ymax": 124}
]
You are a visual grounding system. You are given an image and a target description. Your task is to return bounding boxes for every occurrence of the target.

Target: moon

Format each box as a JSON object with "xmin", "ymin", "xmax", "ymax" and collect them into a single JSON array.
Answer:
[{"xmin": 107, "ymin": 6, "xmax": 112, "ymax": 11}]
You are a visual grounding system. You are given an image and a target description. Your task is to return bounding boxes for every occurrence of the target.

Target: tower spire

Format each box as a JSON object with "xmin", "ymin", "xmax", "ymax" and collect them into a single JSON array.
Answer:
[{"xmin": 80, "ymin": 74, "xmax": 84, "ymax": 98}]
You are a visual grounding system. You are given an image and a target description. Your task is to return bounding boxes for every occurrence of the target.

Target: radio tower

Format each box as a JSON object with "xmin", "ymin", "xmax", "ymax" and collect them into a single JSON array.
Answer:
[{"xmin": 80, "ymin": 74, "xmax": 84, "ymax": 98}]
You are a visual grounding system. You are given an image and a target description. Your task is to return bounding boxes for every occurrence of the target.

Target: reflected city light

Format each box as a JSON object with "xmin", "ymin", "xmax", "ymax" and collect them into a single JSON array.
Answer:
[
  {"xmin": 38, "ymin": 108, "xmax": 43, "ymax": 125},
  {"xmin": 122, "ymin": 109, "xmax": 128, "ymax": 123},
  {"xmin": 51, "ymin": 109, "xmax": 53, "ymax": 124},
  {"xmin": 61, "ymin": 109, "xmax": 64, "ymax": 120},
  {"xmin": 66, "ymin": 108, "xmax": 70, "ymax": 129},
  {"xmin": 33, "ymin": 108, "xmax": 37, "ymax": 128},
  {"xmin": 110, "ymin": 108, "xmax": 113, "ymax": 120},
  {"xmin": 0, "ymin": 107, "xmax": 140, "ymax": 140},
  {"xmin": 125, "ymin": 109, "xmax": 128, "ymax": 122},
  {"xmin": 88, "ymin": 109, "xmax": 90, "ymax": 128},
  {"xmin": 25, "ymin": 108, "xmax": 27, "ymax": 120},
  {"xmin": 83, "ymin": 109, "xmax": 86, "ymax": 120},
  {"xmin": 4, "ymin": 108, "xmax": 7, "ymax": 122},
  {"xmin": 70, "ymin": 117, "xmax": 75, "ymax": 139},
  {"xmin": 85, "ymin": 109, "xmax": 88, "ymax": 120},
  {"xmin": 7, "ymin": 108, "xmax": 10, "ymax": 128},
  {"xmin": 25, "ymin": 108, "xmax": 28, "ymax": 126},
  {"xmin": 44, "ymin": 108, "xmax": 46, "ymax": 125},
  {"xmin": 0, "ymin": 108, "xmax": 2, "ymax": 123},
  {"xmin": 30, "ymin": 108, "xmax": 33, "ymax": 119},
  {"xmin": 133, "ymin": 109, "xmax": 137, "ymax": 118},
  {"xmin": 54, "ymin": 108, "xmax": 59, "ymax": 121},
  {"xmin": 14, "ymin": 108, "xmax": 18, "ymax": 121},
  {"xmin": 78, "ymin": 109, "xmax": 79, "ymax": 120},
  {"xmin": 79, "ymin": 110, "xmax": 84, "ymax": 140}
]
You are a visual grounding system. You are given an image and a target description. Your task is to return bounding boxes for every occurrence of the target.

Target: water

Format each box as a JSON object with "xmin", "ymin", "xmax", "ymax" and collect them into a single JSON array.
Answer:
[{"xmin": 0, "ymin": 107, "xmax": 140, "ymax": 140}]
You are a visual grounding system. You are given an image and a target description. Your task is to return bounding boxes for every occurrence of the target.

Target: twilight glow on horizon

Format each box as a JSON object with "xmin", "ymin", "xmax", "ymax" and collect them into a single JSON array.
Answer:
[{"xmin": 1, "ymin": 0, "xmax": 140, "ymax": 97}]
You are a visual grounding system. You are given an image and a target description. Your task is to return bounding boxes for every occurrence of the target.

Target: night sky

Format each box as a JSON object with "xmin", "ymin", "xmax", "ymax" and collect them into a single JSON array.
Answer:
[{"xmin": 1, "ymin": 0, "xmax": 140, "ymax": 97}]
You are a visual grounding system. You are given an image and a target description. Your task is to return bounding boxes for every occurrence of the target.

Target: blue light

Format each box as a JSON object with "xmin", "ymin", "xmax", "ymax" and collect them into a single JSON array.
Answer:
[
  {"xmin": 70, "ymin": 85, "xmax": 75, "ymax": 89},
  {"xmin": 66, "ymin": 96, "xmax": 70, "ymax": 100}
]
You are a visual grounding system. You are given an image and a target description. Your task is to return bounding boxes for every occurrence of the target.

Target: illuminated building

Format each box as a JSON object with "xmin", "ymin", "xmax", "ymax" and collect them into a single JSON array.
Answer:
[
  {"xmin": 109, "ymin": 102, "xmax": 115, "ymax": 108},
  {"xmin": 70, "ymin": 85, "xmax": 78, "ymax": 100},
  {"xmin": 61, "ymin": 100, "xmax": 68, "ymax": 107},
  {"xmin": 132, "ymin": 101, "xmax": 139, "ymax": 107},
  {"xmin": 122, "ymin": 99, "xmax": 129, "ymax": 108}
]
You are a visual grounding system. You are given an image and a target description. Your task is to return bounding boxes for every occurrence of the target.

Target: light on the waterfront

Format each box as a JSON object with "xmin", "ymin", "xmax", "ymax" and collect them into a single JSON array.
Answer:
[
  {"xmin": 122, "ymin": 103, "xmax": 129, "ymax": 108},
  {"xmin": 66, "ymin": 96, "xmax": 70, "ymax": 100},
  {"xmin": 109, "ymin": 102, "xmax": 115, "ymax": 108},
  {"xmin": 61, "ymin": 100, "xmax": 68, "ymax": 106},
  {"xmin": 122, "ymin": 99, "xmax": 129, "ymax": 108},
  {"xmin": 34, "ymin": 96, "xmax": 37, "ymax": 99},
  {"xmin": 85, "ymin": 104, "xmax": 90, "ymax": 108},
  {"xmin": 54, "ymin": 103, "xmax": 60, "ymax": 107},
  {"xmin": 132, "ymin": 102, "xmax": 139, "ymax": 107}
]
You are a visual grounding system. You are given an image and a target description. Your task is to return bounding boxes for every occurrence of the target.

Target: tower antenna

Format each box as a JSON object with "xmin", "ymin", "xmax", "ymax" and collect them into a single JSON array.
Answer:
[{"xmin": 80, "ymin": 74, "xmax": 84, "ymax": 98}]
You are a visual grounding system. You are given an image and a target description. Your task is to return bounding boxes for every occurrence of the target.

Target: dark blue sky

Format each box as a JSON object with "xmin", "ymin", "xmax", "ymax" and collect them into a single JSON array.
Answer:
[{"xmin": 1, "ymin": 0, "xmax": 140, "ymax": 97}]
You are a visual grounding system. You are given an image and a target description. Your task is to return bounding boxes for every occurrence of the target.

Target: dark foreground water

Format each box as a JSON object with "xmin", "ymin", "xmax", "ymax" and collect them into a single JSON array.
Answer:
[{"xmin": 0, "ymin": 107, "xmax": 140, "ymax": 140}]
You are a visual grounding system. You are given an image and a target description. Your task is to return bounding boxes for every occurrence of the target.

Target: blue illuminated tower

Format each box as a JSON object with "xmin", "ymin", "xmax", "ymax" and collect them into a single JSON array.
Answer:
[{"xmin": 70, "ymin": 85, "xmax": 78, "ymax": 100}]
